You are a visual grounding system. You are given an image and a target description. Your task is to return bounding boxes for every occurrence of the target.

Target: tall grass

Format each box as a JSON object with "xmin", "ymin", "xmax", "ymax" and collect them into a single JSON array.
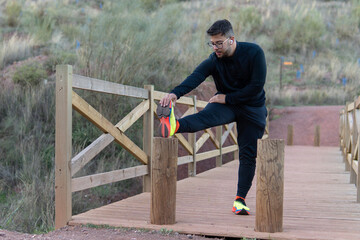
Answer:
[
  {"xmin": 0, "ymin": 34, "xmax": 36, "ymax": 69},
  {"xmin": 1, "ymin": 0, "xmax": 360, "ymax": 234}
]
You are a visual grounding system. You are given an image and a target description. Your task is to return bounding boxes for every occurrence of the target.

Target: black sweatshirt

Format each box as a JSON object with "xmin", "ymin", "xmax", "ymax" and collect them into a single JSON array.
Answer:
[{"xmin": 171, "ymin": 41, "xmax": 266, "ymax": 107}]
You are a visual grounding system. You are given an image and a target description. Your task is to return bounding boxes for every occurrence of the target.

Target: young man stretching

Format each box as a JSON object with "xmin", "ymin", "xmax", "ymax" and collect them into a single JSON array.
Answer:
[{"xmin": 157, "ymin": 19, "xmax": 267, "ymax": 215}]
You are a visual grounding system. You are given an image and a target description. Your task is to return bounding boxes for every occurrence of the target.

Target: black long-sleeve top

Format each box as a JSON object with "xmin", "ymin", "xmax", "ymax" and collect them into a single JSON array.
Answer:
[{"xmin": 171, "ymin": 41, "xmax": 266, "ymax": 107}]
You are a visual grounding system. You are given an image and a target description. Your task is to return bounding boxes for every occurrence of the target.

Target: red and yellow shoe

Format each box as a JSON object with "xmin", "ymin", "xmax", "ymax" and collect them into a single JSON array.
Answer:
[
  {"xmin": 232, "ymin": 196, "xmax": 250, "ymax": 215},
  {"xmin": 156, "ymin": 101, "xmax": 179, "ymax": 138}
]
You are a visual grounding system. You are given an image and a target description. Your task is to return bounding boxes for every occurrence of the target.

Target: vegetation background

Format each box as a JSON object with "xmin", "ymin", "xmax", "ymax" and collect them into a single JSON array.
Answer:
[{"xmin": 0, "ymin": 0, "xmax": 359, "ymax": 234}]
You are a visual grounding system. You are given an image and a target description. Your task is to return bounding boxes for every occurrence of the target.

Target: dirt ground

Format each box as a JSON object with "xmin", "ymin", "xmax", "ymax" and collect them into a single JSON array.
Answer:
[
  {"xmin": 268, "ymin": 105, "xmax": 343, "ymax": 146},
  {"xmin": 0, "ymin": 226, "xmax": 225, "ymax": 240}
]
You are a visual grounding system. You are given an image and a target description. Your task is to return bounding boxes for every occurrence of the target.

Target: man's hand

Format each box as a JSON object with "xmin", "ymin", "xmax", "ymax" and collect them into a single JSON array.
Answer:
[
  {"xmin": 160, "ymin": 93, "xmax": 177, "ymax": 107},
  {"xmin": 209, "ymin": 94, "xmax": 226, "ymax": 104}
]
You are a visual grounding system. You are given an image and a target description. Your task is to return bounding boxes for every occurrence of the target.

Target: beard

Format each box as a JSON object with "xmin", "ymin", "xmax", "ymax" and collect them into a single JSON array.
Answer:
[{"xmin": 216, "ymin": 45, "xmax": 232, "ymax": 58}]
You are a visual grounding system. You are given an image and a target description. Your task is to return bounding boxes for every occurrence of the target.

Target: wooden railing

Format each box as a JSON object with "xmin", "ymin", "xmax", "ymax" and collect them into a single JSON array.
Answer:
[
  {"xmin": 55, "ymin": 65, "xmax": 269, "ymax": 229},
  {"xmin": 339, "ymin": 97, "xmax": 360, "ymax": 203}
]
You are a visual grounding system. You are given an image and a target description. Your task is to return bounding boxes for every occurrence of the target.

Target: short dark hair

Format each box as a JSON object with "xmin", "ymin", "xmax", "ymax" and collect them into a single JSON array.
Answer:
[{"xmin": 206, "ymin": 19, "xmax": 234, "ymax": 37}]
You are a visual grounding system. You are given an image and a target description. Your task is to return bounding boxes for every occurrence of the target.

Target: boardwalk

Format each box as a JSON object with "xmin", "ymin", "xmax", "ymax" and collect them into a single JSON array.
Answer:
[{"xmin": 70, "ymin": 146, "xmax": 360, "ymax": 240}]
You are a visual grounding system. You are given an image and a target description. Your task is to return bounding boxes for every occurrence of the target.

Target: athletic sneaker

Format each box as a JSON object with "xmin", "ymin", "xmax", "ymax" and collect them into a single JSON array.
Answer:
[
  {"xmin": 232, "ymin": 197, "xmax": 250, "ymax": 215},
  {"xmin": 156, "ymin": 101, "xmax": 179, "ymax": 138}
]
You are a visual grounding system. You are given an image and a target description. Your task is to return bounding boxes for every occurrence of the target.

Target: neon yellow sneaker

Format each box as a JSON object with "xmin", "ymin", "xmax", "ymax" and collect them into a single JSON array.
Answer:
[
  {"xmin": 232, "ymin": 197, "xmax": 250, "ymax": 215},
  {"xmin": 156, "ymin": 101, "xmax": 179, "ymax": 138}
]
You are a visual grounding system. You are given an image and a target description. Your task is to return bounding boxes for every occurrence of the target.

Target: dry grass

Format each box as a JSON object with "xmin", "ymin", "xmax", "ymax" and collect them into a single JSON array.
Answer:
[{"xmin": 0, "ymin": 34, "xmax": 36, "ymax": 69}]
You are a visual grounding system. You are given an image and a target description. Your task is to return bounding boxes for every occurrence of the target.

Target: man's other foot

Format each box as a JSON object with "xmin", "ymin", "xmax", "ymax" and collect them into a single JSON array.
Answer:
[{"xmin": 232, "ymin": 197, "xmax": 250, "ymax": 215}]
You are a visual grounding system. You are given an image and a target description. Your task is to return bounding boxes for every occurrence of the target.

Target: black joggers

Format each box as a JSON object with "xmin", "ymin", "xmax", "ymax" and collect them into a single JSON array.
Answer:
[{"xmin": 177, "ymin": 102, "xmax": 267, "ymax": 199}]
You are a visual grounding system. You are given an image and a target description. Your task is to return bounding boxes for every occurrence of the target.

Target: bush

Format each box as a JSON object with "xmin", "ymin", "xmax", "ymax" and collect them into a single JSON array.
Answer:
[
  {"xmin": 234, "ymin": 6, "xmax": 262, "ymax": 36},
  {"xmin": 5, "ymin": 1, "xmax": 22, "ymax": 27},
  {"xmin": 44, "ymin": 51, "xmax": 77, "ymax": 72},
  {"xmin": 268, "ymin": 9, "xmax": 326, "ymax": 54},
  {"xmin": 12, "ymin": 64, "xmax": 47, "ymax": 87},
  {"xmin": 335, "ymin": 15, "xmax": 359, "ymax": 39}
]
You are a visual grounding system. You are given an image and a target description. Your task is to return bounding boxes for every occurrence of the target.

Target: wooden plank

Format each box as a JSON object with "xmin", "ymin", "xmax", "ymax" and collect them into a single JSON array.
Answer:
[
  {"xmin": 347, "ymin": 102, "xmax": 355, "ymax": 112},
  {"xmin": 70, "ymin": 146, "xmax": 360, "ymax": 240},
  {"xmin": 222, "ymin": 145, "xmax": 238, "ymax": 154},
  {"xmin": 150, "ymin": 138, "xmax": 178, "ymax": 224},
  {"xmin": 216, "ymin": 126, "xmax": 222, "ymax": 167},
  {"xmin": 178, "ymin": 156, "xmax": 193, "ymax": 165},
  {"xmin": 143, "ymin": 86, "xmax": 154, "ymax": 192},
  {"xmin": 356, "ymin": 96, "xmax": 360, "ymax": 109},
  {"xmin": 195, "ymin": 132, "xmax": 210, "ymax": 152},
  {"xmin": 196, "ymin": 149, "xmax": 220, "ymax": 162},
  {"xmin": 71, "ymin": 100, "xmax": 149, "ymax": 176},
  {"xmin": 287, "ymin": 125, "xmax": 294, "ymax": 146},
  {"xmin": 72, "ymin": 91, "xmax": 148, "ymax": 165},
  {"xmin": 223, "ymin": 123, "xmax": 237, "ymax": 145},
  {"xmin": 175, "ymin": 133, "xmax": 193, "ymax": 154},
  {"xmin": 352, "ymin": 160, "xmax": 358, "ymax": 174},
  {"xmin": 55, "ymin": 65, "xmax": 72, "ymax": 229},
  {"xmin": 71, "ymin": 134, "xmax": 114, "ymax": 176},
  {"xmin": 117, "ymin": 100, "xmax": 149, "ymax": 132},
  {"xmin": 180, "ymin": 107, "xmax": 195, "ymax": 118},
  {"xmin": 188, "ymin": 96, "xmax": 197, "ymax": 177},
  {"xmin": 205, "ymin": 128, "xmax": 220, "ymax": 149},
  {"xmin": 153, "ymin": 91, "xmax": 207, "ymax": 108},
  {"xmin": 256, "ymin": 139, "xmax": 284, "ymax": 233},
  {"xmin": 71, "ymin": 165, "xmax": 148, "ymax": 192},
  {"xmin": 347, "ymin": 153, "xmax": 352, "ymax": 165},
  {"xmin": 73, "ymin": 74, "xmax": 148, "ymax": 99}
]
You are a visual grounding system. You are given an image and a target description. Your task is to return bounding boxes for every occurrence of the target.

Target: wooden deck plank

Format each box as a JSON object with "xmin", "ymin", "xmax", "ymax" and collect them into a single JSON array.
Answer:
[{"xmin": 70, "ymin": 146, "xmax": 360, "ymax": 240}]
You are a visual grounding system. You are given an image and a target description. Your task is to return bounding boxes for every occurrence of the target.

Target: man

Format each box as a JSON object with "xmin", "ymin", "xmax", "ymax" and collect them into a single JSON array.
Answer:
[{"xmin": 157, "ymin": 19, "xmax": 267, "ymax": 215}]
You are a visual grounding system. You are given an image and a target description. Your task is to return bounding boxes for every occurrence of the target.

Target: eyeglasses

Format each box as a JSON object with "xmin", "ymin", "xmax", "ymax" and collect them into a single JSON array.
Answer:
[{"xmin": 207, "ymin": 38, "xmax": 230, "ymax": 49}]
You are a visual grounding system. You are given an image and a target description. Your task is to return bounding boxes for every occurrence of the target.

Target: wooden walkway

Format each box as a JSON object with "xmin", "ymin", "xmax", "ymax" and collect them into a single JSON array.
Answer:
[{"xmin": 70, "ymin": 146, "xmax": 360, "ymax": 239}]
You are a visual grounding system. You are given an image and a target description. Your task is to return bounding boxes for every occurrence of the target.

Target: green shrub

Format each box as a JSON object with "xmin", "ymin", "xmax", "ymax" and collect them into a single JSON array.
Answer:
[
  {"xmin": 234, "ymin": 6, "xmax": 262, "ymax": 36},
  {"xmin": 268, "ymin": 9, "xmax": 326, "ymax": 54},
  {"xmin": 44, "ymin": 51, "xmax": 77, "ymax": 72},
  {"xmin": 20, "ymin": 6, "xmax": 56, "ymax": 44},
  {"xmin": 13, "ymin": 64, "xmax": 47, "ymax": 87},
  {"xmin": 5, "ymin": 1, "xmax": 22, "ymax": 27},
  {"xmin": 335, "ymin": 15, "xmax": 359, "ymax": 39}
]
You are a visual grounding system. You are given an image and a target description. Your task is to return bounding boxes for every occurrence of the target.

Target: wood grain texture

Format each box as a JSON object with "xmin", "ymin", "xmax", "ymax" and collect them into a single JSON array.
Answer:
[
  {"xmin": 150, "ymin": 138, "xmax": 178, "ymax": 225},
  {"xmin": 55, "ymin": 65, "xmax": 72, "ymax": 229},
  {"xmin": 70, "ymin": 146, "xmax": 360, "ymax": 240},
  {"xmin": 255, "ymin": 139, "xmax": 284, "ymax": 233},
  {"xmin": 314, "ymin": 125, "xmax": 320, "ymax": 147}
]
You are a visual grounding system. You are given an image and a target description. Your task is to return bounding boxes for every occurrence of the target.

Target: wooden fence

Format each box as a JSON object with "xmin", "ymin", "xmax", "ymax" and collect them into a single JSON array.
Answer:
[
  {"xmin": 339, "ymin": 98, "xmax": 360, "ymax": 203},
  {"xmin": 55, "ymin": 65, "xmax": 269, "ymax": 229}
]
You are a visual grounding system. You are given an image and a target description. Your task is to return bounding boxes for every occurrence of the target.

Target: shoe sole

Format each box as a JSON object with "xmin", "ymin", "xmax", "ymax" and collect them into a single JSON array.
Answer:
[
  {"xmin": 232, "ymin": 206, "xmax": 250, "ymax": 215},
  {"xmin": 157, "ymin": 104, "xmax": 171, "ymax": 138},
  {"xmin": 235, "ymin": 209, "xmax": 250, "ymax": 215},
  {"xmin": 156, "ymin": 104, "xmax": 171, "ymax": 118}
]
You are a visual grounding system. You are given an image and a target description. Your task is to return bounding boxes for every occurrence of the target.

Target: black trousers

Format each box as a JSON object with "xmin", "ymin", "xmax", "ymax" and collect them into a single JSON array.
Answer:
[{"xmin": 177, "ymin": 102, "xmax": 267, "ymax": 199}]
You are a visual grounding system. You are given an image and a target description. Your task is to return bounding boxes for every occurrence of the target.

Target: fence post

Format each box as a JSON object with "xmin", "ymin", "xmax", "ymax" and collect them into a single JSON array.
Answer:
[
  {"xmin": 188, "ymin": 96, "xmax": 197, "ymax": 177},
  {"xmin": 143, "ymin": 85, "xmax": 154, "ymax": 192},
  {"xmin": 357, "ymin": 134, "xmax": 360, "ymax": 203},
  {"xmin": 345, "ymin": 103, "xmax": 351, "ymax": 171},
  {"xmin": 287, "ymin": 125, "xmax": 293, "ymax": 146},
  {"xmin": 150, "ymin": 137, "xmax": 178, "ymax": 225},
  {"xmin": 216, "ymin": 126, "xmax": 222, "ymax": 167},
  {"xmin": 314, "ymin": 125, "xmax": 320, "ymax": 147},
  {"xmin": 350, "ymin": 105, "xmax": 358, "ymax": 185},
  {"xmin": 55, "ymin": 65, "xmax": 72, "ymax": 229},
  {"xmin": 255, "ymin": 139, "xmax": 284, "ymax": 233}
]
